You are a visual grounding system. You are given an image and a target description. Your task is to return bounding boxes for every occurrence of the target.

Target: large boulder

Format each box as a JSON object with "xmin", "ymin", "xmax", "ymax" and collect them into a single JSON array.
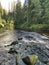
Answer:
[{"xmin": 22, "ymin": 55, "xmax": 38, "ymax": 65}]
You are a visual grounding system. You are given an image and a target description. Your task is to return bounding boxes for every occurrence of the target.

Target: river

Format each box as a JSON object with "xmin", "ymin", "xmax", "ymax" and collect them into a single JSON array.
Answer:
[{"xmin": 0, "ymin": 30, "xmax": 49, "ymax": 65}]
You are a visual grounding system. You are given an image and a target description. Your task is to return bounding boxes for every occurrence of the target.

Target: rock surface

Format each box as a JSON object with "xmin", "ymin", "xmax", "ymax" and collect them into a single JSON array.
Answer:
[{"xmin": 0, "ymin": 30, "xmax": 49, "ymax": 65}]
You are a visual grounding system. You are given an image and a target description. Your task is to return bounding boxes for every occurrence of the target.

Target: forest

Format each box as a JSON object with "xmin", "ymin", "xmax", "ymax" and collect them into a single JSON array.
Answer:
[
  {"xmin": 0, "ymin": 0, "xmax": 49, "ymax": 33},
  {"xmin": 0, "ymin": 0, "xmax": 49, "ymax": 65}
]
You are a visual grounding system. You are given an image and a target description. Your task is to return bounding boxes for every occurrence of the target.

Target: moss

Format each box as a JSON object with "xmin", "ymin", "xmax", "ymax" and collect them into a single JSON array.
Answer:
[
  {"xmin": 22, "ymin": 55, "xmax": 38, "ymax": 65},
  {"xmin": 16, "ymin": 56, "xmax": 18, "ymax": 65}
]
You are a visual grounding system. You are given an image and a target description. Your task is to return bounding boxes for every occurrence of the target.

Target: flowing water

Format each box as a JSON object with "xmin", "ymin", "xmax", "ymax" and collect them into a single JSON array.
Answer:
[{"xmin": 0, "ymin": 30, "xmax": 49, "ymax": 65}]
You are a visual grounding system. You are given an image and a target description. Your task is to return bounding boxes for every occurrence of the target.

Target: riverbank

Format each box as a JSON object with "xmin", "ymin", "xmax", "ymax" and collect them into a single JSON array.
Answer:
[
  {"xmin": 0, "ymin": 23, "xmax": 49, "ymax": 36},
  {"xmin": 15, "ymin": 23, "xmax": 49, "ymax": 33},
  {"xmin": 15, "ymin": 24, "xmax": 49, "ymax": 37},
  {"xmin": 0, "ymin": 29, "xmax": 49, "ymax": 37}
]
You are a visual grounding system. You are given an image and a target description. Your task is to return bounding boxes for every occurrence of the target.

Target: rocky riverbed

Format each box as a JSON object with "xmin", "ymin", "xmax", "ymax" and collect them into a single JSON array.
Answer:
[{"xmin": 0, "ymin": 30, "xmax": 49, "ymax": 65}]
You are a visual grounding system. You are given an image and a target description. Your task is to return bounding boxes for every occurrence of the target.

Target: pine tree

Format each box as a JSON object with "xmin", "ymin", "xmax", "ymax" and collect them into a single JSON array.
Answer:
[
  {"xmin": 0, "ymin": 3, "xmax": 3, "ymax": 18},
  {"xmin": 39, "ymin": 0, "xmax": 48, "ymax": 23},
  {"xmin": 14, "ymin": 0, "xmax": 23, "ymax": 29},
  {"xmin": 23, "ymin": 0, "xmax": 28, "ymax": 22},
  {"xmin": 23, "ymin": 0, "xmax": 35, "ymax": 24}
]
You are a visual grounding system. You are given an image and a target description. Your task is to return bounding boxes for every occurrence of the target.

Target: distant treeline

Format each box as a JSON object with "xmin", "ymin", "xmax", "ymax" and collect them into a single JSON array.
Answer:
[{"xmin": 0, "ymin": 0, "xmax": 49, "ymax": 32}]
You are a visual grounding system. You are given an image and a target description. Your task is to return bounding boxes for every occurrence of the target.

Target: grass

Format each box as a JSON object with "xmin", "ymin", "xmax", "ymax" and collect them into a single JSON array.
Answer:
[
  {"xmin": 0, "ymin": 28, "xmax": 5, "ymax": 33},
  {"xmin": 16, "ymin": 22, "xmax": 49, "ymax": 32},
  {"xmin": 0, "ymin": 20, "xmax": 49, "ymax": 33}
]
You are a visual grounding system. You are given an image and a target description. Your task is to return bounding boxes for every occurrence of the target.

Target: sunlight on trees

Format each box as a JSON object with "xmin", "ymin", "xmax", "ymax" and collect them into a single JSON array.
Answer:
[{"xmin": 0, "ymin": 0, "xmax": 49, "ymax": 32}]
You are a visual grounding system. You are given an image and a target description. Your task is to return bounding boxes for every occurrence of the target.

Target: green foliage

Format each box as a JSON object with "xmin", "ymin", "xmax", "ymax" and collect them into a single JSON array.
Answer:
[
  {"xmin": 13, "ymin": 0, "xmax": 24, "ymax": 29},
  {"xmin": 22, "ymin": 55, "xmax": 38, "ymax": 65},
  {"xmin": 0, "ymin": 3, "xmax": 3, "ymax": 17},
  {"xmin": 0, "ymin": 18, "xmax": 6, "ymax": 28},
  {"xmin": 0, "ymin": 0, "xmax": 49, "ymax": 32}
]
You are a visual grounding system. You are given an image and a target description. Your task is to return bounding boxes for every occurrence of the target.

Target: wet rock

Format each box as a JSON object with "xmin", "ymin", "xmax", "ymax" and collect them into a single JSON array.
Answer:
[
  {"xmin": 47, "ymin": 62, "xmax": 49, "ymax": 65},
  {"xmin": 0, "ymin": 30, "xmax": 49, "ymax": 65},
  {"xmin": 35, "ymin": 60, "xmax": 46, "ymax": 65},
  {"xmin": 24, "ymin": 35, "xmax": 34, "ymax": 40},
  {"xmin": 22, "ymin": 55, "xmax": 38, "ymax": 65},
  {"xmin": 19, "ymin": 59, "xmax": 26, "ymax": 65},
  {"xmin": 10, "ymin": 41, "xmax": 18, "ymax": 45},
  {"xmin": 29, "ymin": 44, "xmax": 49, "ymax": 64},
  {"xmin": 37, "ymin": 51, "xmax": 49, "ymax": 64},
  {"xmin": 0, "ymin": 63, "xmax": 2, "ymax": 65},
  {"xmin": 43, "ymin": 49, "xmax": 49, "ymax": 58},
  {"xmin": 45, "ymin": 45, "xmax": 49, "ymax": 50},
  {"xmin": 4, "ymin": 59, "xmax": 16, "ymax": 65},
  {"xmin": 6, "ymin": 41, "xmax": 18, "ymax": 47},
  {"xmin": 8, "ymin": 48, "xmax": 18, "ymax": 54},
  {"xmin": 25, "ymin": 36, "xmax": 33, "ymax": 39},
  {"xmin": 18, "ymin": 37, "xmax": 23, "ymax": 40}
]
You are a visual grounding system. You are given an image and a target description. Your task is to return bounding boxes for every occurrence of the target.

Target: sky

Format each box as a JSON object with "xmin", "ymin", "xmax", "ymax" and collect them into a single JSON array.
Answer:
[{"xmin": 0, "ymin": 0, "xmax": 25, "ymax": 11}]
